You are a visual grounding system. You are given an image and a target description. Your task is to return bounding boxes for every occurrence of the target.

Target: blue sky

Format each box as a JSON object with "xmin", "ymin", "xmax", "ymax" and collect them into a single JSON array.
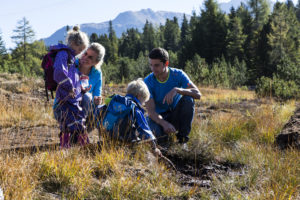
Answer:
[{"xmin": 0, "ymin": 0, "xmax": 295, "ymax": 49}]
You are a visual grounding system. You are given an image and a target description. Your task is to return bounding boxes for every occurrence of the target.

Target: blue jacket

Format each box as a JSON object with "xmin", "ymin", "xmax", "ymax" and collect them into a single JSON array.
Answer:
[{"xmin": 104, "ymin": 94, "xmax": 156, "ymax": 142}]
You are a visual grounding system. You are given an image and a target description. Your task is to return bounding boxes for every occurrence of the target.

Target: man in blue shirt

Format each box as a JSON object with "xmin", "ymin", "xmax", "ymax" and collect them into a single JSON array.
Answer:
[{"xmin": 144, "ymin": 48, "xmax": 201, "ymax": 144}]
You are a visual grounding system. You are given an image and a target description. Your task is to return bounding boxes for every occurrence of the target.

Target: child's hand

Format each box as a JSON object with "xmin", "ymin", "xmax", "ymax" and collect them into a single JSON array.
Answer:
[
  {"xmin": 81, "ymin": 85, "xmax": 92, "ymax": 93},
  {"xmin": 94, "ymin": 96, "xmax": 102, "ymax": 105},
  {"xmin": 153, "ymin": 148, "xmax": 162, "ymax": 157},
  {"xmin": 69, "ymin": 88, "xmax": 76, "ymax": 98}
]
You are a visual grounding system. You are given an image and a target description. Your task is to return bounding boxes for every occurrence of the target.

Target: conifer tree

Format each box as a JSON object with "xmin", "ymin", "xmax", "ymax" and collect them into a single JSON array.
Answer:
[
  {"xmin": 226, "ymin": 8, "xmax": 246, "ymax": 61},
  {"xmin": 108, "ymin": 20, "xmax": 118, "ymax": 63},
  {"xmin": 11, "ymin": 17, "xmax": 35, "ymax": 62},
  {"xmin": 178, "ymin": 14, "xmax": 191, "ymax": 68},
  {"xmin": 119, "ymin": 28, "xmax": 141, "ymax": 59},
  {"xmin": 90, "ymin": 33, "xmax": 99, "ymax": 43},
  {"xmin": 192, "ymin": 0, "xmax": 228, "ymax": 64},
  {"xmin": 296, "ymin": 0, "xmax": 300, "ymax": 21},
  {"xmin": 163, "ymin": 17, "xmax": 180, "ymax": 52},
  {"xmin": 248, "ymin": 0, "xmax": 270, "ymax": 31},
  {"xmin": 267, "ymin": 2, "xmax": 300, "ymax": 82},
  {"xmin": 0, "ymin": 31, "xmax": 6, "ymax": 56},
  {"xmin": 98, "ymin": 34, "xmax": 110, "ymax": 63},
  {"xmin": 142, "ymin": 20, "xmax": 157, "ymax": 52}
]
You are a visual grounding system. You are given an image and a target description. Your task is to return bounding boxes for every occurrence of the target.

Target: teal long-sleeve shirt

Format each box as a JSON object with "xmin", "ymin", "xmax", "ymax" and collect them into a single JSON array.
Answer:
[{"xmin": 75, "ymin": 59, "xmax": 102, "ymax": 98}]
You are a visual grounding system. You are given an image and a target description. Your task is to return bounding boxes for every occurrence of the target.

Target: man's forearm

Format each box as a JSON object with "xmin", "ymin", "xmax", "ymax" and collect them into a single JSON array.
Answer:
[
  {"xmin": 148, "ymin": 111, "xmax": 167, "ymax": 126},
  {"xmin": 175, "ymin": 87, "xmax": 201, "ymax": 99}
]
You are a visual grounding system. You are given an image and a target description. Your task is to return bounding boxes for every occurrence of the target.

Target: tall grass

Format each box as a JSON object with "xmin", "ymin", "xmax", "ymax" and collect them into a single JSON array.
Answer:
[{"xmin": 0, "ymin": 82, "xmax": 299, "ymax": 199}]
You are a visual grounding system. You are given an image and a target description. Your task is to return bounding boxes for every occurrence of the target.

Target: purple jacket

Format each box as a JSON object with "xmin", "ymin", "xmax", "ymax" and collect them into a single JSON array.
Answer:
[{"xmin": 52, "ymin": 44, "xmax": 82, "ymax": 105}]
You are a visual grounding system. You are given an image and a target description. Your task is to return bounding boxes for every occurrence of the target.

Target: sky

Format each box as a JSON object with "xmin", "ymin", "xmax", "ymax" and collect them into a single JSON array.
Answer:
[{"xmin": 0, "ymin": 0, "xmax": 295, "ymax": 49}]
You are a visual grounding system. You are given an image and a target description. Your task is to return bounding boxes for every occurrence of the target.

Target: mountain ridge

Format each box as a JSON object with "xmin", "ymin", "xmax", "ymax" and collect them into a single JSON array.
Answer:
[{"xmin": 43, "ymin": 8, "xmax": 190, "ymax": 46}]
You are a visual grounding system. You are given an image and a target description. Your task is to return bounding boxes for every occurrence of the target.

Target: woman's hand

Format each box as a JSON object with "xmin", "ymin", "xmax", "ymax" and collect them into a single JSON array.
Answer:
[
  {"xmin": 94, "ymin": 96, "xmax": 102, "ymax": 105},
  {"xmin": 81, "ymin": 85, "xmax": 92, "ymax": 93}
]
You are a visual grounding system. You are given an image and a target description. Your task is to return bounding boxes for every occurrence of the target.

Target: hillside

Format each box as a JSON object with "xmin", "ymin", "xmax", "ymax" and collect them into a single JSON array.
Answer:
[
  {"xmin": 0, "ymin": 73, "xmax": 299, "ymax": 199},
  {"xmin": 43, "ymin": 9, "xmax": 190, "ymax": 46}
]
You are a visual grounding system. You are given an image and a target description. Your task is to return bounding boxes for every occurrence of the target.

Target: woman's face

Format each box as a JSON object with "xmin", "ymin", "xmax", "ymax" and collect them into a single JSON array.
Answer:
[{"xmin": 80, "ymin": 48, "xmax": 98, "ymax": 68}]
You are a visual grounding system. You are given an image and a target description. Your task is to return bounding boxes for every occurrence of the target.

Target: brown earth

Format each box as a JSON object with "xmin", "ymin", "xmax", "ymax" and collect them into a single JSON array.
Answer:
[{"xmin": 275, "ymin": 105, "xmax": 300, "ymax": 149}]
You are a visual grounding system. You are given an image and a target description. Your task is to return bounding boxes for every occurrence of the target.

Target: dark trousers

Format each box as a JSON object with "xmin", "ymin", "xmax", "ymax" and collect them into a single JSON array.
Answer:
[{"xmin": 147, "ymin": 96, "xmax": 195, "ymax": 144}]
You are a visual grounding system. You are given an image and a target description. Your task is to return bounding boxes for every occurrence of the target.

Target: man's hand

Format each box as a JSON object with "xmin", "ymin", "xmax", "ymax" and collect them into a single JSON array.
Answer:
[
  {"xmin": 163, "ymin": 88, "xmax": 178, "ymax": 105},
  {"xmin": 94, "ymin": 96, "xmax": 102, "ymax": 105},
  {"xmin": 161, "ymin": 120, "xmax": 176, "ymax": 134}
]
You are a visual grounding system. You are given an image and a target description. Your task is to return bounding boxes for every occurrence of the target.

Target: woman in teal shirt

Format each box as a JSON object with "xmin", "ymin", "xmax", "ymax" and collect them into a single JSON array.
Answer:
[{"xmin": 77, "ymin": 42, "xmax": 105, "ymax": 132}]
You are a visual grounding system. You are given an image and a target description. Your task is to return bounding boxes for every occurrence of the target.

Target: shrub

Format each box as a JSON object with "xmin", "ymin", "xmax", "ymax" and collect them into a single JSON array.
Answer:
[{"xmin": 256, "ymin": 76, "xmax": 299, "ymax": 100}]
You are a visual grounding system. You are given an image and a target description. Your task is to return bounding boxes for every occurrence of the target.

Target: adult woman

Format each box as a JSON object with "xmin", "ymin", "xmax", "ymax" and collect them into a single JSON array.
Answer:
[{"xmin": 77, "ymin": 42, "xmax": 105, "ymax": 131}]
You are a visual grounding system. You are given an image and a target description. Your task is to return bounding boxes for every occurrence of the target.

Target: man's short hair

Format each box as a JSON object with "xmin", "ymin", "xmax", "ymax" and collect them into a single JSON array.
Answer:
[
  {"xmin": 127, "ymin": 78, "xmax": 150, "ymax": 103},
  {"xmin": 149, "ymin": 47, "xmax": 169, "ymax": 64}
]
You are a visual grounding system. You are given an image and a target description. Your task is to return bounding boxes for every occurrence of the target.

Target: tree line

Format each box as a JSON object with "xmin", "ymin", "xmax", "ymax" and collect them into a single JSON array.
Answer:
[{"xmin": 0, "ymin": 0, "xmax": 299, "ymax": 99}]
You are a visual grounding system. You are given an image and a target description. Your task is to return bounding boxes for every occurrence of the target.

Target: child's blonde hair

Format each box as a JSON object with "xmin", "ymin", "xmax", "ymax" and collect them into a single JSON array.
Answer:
[
  {"xmin": 66, "ymin": 25, "xmax": 89, "ymax": 48},
  {"xmin": 127, "ymin": 78, "xmax": 150, "ymax": 103}
]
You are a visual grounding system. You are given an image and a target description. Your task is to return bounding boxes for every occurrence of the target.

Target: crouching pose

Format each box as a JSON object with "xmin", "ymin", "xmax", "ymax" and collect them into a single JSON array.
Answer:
[{"xmin": 98, "ymin": 78, "xmax": 161, "ymax": 156}]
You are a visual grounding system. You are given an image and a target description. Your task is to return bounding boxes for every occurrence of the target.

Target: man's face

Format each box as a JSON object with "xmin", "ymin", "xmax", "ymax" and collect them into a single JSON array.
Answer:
[
  {"xmin": 149, "ymin": 58, "xmax": 167, "ymax": 77},
  {"xmin": 80, "ymin": 48, "xmax": 98, "ymax": 68}
]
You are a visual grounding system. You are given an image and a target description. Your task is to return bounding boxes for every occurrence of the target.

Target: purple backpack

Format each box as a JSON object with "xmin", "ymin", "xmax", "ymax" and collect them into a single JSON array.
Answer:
[{"xmin": 41, "ymin": 48, "xmax": 72, "ymax": 101}]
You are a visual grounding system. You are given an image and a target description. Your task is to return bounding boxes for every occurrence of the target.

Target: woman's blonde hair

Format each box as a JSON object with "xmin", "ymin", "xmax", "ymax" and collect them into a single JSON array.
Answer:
[
  {"xmin": 89, "ymin": 42, "xmax": 105, "ymax": 70},
  {"xmin": 66, "ymin": 25, "xmax": 89, "ymax": 49},
  {"xmin": 127, "ymin": 78, "xmax": 150, "ymax": 103}
]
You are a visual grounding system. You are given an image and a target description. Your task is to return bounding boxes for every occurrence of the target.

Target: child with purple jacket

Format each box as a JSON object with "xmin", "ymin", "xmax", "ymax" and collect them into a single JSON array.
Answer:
[{"xmin": 52, "ymin": 26, "xmax": 90, "ymax": 148}]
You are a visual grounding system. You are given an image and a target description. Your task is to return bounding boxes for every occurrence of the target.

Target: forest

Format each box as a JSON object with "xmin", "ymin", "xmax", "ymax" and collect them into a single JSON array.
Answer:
[{"xmin": 0, "ymin": 0, "xmax": 299, "ymax": 100}]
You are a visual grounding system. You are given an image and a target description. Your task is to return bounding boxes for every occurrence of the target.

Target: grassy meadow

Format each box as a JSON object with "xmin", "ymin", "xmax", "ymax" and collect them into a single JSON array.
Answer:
[{"xmin": 0, "ymin": 74, "xmax": 299, "ymax": 199}]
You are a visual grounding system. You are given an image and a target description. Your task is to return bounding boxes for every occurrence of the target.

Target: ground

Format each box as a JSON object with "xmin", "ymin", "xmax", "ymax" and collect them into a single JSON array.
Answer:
[{"xmin": 0, "ymin": 73, "xmax": 299, "ymax": 199}]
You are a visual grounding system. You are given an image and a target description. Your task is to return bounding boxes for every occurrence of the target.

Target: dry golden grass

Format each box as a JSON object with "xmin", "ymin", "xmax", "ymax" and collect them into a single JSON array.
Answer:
[
  {"xmin": 0, "ymin": 96, "xmax": 55, "ymax": 128},
  {"xmin": 0, "ymin": 80, "xmax": 299, "ymax": 199},
  {"xmin": 199, "ymin": 86, "xmax": 256, "ymax": 104}
]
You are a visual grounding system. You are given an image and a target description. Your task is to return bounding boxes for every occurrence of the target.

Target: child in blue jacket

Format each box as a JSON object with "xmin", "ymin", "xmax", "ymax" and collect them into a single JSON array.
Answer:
[{"xmin": 99, "ymin": 78, "xmax": 161, "ymax": 156}]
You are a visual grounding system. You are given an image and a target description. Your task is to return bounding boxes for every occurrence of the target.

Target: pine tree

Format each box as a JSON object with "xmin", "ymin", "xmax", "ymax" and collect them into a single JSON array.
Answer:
[
  {"xmin": 163, "ymin": 17, "xmax": 180, "ymax": 52},
  {"xmin": 192, "ymin": 0, "xmax": 228, "ymax": 64},
  {"xmin": 142, "ymin": 20, "xmax": 157, "ymax": 52},
  {"xmin": 98, "ymin": 34, "xmax": 110, "ymax": 63},
  {"xmin": 268, "ymin": 3, "xmax": 293, "ymax": 65},
  {"xmin": 178, "ymin": 14, "xmax": 192, "ymax": 68},
  {"xmin": 107, "ymin": 21, "xmax": 118, "ymax": 63},
  {"xmin": 156, "ymin": 24, "xmax": 165, "ymax": 48},
  {"xmin": 226, "ymin": 8, "xmax": 246, "ymax": 61},
  {"xmin": 248, "ymin": 0, "xmax": 270, "ymax": 31},
  {"xmin": 0, "ymin": 30, "xmax": 6, "ymax": 55},
  {"xmin": 296, "ymin": 0, "xmax": 300, "ymax": 21},
  {"xmin": 119, "ymin": 28, "xmax": 141, "ymax": 59},
  {"xmin": 11, "ymin": 17, "xmax": 35, "ymax": 63},
  {"xmin": 90, "ymin": 33, "xmax": 99, "ymax": 43},
  {"xmin": 267, "ymin": 2, "xmax": 300, "ymax": 82}
]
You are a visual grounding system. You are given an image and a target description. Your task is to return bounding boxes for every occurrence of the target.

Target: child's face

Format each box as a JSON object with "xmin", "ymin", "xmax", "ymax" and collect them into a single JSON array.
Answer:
[{"xmin": 72, "ymin": 44, "xmax": 86, "ymax": 55}]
